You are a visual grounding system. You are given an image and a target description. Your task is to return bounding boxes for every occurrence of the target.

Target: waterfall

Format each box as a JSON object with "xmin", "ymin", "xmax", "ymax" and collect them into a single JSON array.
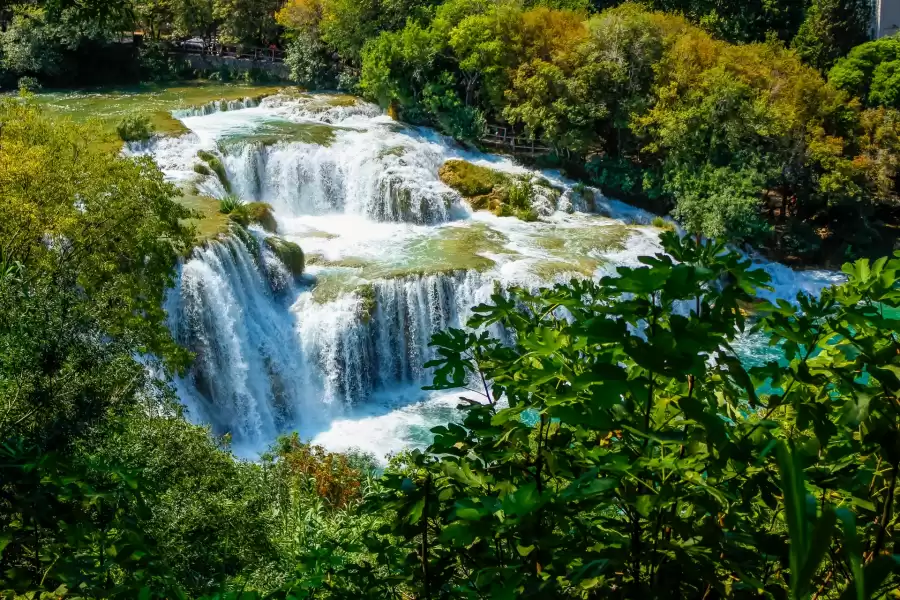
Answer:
[
  {"xmin": 169, "ymin": 241, "xmax": 490, "ymax": 448},
  {"xmin": 166, "ymin": 234, "xmax": 319, "ymax": 445},
  {"xmin": 222, "ymin": 135, "xmax": 457, "ymax": 224},
  {"xmin": 150, "ymin": 91, "xmax": 845, "ymax": 459},
  {"xmin": 172, "ymin": 96, "xmax": 262, "ymax": 118}
]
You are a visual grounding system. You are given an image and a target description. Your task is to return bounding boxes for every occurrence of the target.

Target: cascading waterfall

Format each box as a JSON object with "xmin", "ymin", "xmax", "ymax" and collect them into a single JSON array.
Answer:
[
  {"xmin": 172, "ymin": 96, "xmax": 263, "ymax": 118},
  {"xmin": 222, "ymin": 132, "xmax": 457, "ymax": 224},
  {"xmin": 146, "ymin": 91, "xmax": 844, "ymax": 459},
  {"xmin": 166, "ymin": 233, "xmax": 317, "ymax": 444}
]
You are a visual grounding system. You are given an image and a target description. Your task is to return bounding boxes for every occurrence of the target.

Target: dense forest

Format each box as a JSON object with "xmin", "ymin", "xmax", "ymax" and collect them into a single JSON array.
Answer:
[{"xmin": 6, "ymin": 0, "xmax": 900, "ymax": 598}]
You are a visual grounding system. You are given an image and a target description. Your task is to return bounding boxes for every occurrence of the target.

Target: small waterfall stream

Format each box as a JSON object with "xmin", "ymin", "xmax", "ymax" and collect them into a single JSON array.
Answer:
[{"xmin": 144, "ymin": 93, "xmax": 843, "ymax": 459}]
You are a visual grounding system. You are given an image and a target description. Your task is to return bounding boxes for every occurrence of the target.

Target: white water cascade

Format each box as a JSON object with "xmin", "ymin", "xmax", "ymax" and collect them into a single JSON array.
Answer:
[{"xmin": 140, "ymin": 93, "xmax": 844, "ymax": 460}]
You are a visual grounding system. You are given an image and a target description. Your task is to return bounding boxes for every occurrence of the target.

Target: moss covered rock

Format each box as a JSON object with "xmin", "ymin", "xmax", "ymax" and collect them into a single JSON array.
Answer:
[
  {"xmin": 244, "ymin": 202, "xmax": 277, "ymax": 233},
  {"xmin": 439, "ymin": 159, "xmax": 510, "ymax": 198},
  {"xmin": 439, "ymin": 159, "xmax": 560, "ymax": 220},
  {"xmin": 264, "ymin": 236, "xmax": 304, "ymax": 277},
  {"xmin": 197, "ymin": 150, "xmax": 231, "ymax": 193}
]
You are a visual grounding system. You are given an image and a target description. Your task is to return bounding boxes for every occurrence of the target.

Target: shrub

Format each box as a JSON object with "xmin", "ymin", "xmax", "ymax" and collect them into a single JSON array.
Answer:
[
  {"xmin": 218, "ymin": 193, "xmax": 244, "ymax": 215},
  {"xmin": 193, "ymin": 163, "xmax": 211, "ymax": 176},
  {"xmin": 284, "ymin": 232, "xmax": 900, "ymax": 599},
  {"xmin": 651, "ymin": 215, "xmax": 675, "ymax": 231},
  {"xmin": 16, "ymin": 76, "xmax": 41, "ymax": 93},
  {"xmin": 507, "ymin": 177, "xmax": 534, "ymax": 210},
  {"xmin": 116, "ymin": 114, "xmax": 154, "ymax": 142}
]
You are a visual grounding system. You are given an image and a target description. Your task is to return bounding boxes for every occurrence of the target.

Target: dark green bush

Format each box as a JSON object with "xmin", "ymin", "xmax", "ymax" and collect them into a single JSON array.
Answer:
[{"xmin": 116, "ymin": 113, "xmax": 154, "ymax": 142}]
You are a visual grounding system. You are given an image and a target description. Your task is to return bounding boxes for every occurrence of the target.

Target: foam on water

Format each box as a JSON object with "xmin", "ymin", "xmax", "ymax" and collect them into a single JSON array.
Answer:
[{"xmin": 143, "ymin": 92, "xmax": 843, "ymax": 462}]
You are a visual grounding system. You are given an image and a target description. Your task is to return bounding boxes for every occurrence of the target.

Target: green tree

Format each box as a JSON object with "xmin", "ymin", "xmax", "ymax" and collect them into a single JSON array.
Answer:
[
  {"xmin": 792, "ymin": 0, "xmax": 873, "ymax": 71},
  {"xmin": 0, "ymin": 98, "xmax": 195, "ymax": 594},
  {"xmin": 830, "ymin": 36, "xmax": 900, "ymax": 109}
]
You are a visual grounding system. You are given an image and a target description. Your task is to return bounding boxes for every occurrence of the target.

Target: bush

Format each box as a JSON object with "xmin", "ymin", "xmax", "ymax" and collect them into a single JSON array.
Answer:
[
  {"xmin": 116, "ymin": 113, "xmax": 154, "ymax": 142},
  {"xmin": 283, "ymin": 232, "xmax": 900, "ymax": 598},
  {"xmin": 193, "ymin": 163, "xmax": 211, "ymax": 176},
  {"xmin": 507, "ymin": 177, "xmax": 534, "ymax": 210},
  {"xmin": 218, "ymin": 193, "xmax": 244, "ymax": 214},
  {"xmin": 17, "ymin": 76, "xmax": 41, "ymax": 93},
  {"xmin": 651, "ymin": 215, "xmax": 675, "ymax": 231}
]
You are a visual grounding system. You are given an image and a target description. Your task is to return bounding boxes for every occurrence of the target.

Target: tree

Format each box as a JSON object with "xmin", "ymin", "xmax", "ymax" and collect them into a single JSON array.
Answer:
[
  {"xmin": 830, "ymin": 36, "xmax": 900, "ymax": 109},
  {"xmin": 0, "ymin": 99, "xmax": 196, "ymax": 594},
  {"xmin": 213, "ymin": 0, "xmax": 281, "ymax": 45},
  {"xmin": 792, "ymin": 0, "xmax": 873, "ymax": 72}
]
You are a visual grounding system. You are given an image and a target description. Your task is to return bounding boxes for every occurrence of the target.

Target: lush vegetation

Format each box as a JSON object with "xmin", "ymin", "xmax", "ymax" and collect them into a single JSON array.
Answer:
[
  {"xmin": 270, "ymin": 0, "xmax": 893, "ymax": 265},
  {"xmin": 5, "ymin": 94, "xmax": 900, "ymax": 598},
  {"xmin": 1, "ymin": 0, "xmax": 889, "ymax": 264}
]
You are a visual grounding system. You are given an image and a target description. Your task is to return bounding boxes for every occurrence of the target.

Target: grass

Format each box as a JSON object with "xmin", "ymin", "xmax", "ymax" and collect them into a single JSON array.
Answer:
[
  {"xmin": 176, "ymin": 192, "xmax": 231, "ymax": 242},
  {"xmin": 218, "ymin": 193, "xmax": 244, "ymax": 214},
  {"xmin": 27, "ymin": 82, "xmax": 287, "ymax": 151}
]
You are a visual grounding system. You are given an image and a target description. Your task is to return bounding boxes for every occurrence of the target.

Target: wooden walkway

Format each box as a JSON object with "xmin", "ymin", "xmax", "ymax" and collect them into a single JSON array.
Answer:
[
  {"xmin": 176, "ymin": 43, "xmax": 285, "ymax": 63},
  {"xmin": 481, "ymin": 124, "xmax": 551, "ymax": 155}
]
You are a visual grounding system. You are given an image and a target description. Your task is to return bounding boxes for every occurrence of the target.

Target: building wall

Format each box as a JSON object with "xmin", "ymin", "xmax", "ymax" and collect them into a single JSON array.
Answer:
[{"xmin": 874, "ymin": 0, "xmax": 900, "ymax": 39}]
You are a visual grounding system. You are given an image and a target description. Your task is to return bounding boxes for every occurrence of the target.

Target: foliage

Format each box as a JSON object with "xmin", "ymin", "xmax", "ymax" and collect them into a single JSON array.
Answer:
[
  {"xmin": 285, "ymin": 33, "xmax": 340, "ymax": 90},
  {"xmin": 16, "ymin": 76, "xmax": 41, "ymax": 92},
  {"xmin": 830, "ymin": 36, "xmax": 900, "ymax": 109},
  {"xmin": 637, "ymin": 0, "xmax": 807, "ymax": 44},
  {"xmin": 90, "ymin": 410, "xmax": 285, "ymax": 596},
  {"xmin": 219, "ymin": 193, "xmax": 245, "ymax": 214},
  {"xmin": 668, "ymin": 164, "xmax": 770, "ymax": 240},
  {"xmin": 0, "ymin": 439, "xmax": 183, "ymax": 598},
  {"xmin": 792, "ymin": 0, "xmax": 873, "ymax": 72},
  {"xmin": 284, "ymin": 231, "xmax": 900, "ymax": 599},
  {"xmin": 116, "ymin": 113, "xmax": 154, "ymax": 142},
  {"xmin": 0, "ymin": 99, "xmax": 196, "ymax": 596},
  {"xmin": 0, "ymin": 8, "xmax": 64, "ymax": 78},
  {"xmin": 267, "ymin": 433, "xmax": 377, "ymax": 509}
]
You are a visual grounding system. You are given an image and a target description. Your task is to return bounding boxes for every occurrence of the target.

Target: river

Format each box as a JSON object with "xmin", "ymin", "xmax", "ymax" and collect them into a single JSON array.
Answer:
[{"xmin": 120, "ymin": 90, "xmax": 844, "ymax": 461}]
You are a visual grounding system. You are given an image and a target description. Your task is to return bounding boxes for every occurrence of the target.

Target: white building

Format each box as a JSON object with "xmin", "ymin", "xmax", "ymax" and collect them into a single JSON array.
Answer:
[{"xmin": 873, "ymin": 0, "xmax": 900, "ymax": 39}]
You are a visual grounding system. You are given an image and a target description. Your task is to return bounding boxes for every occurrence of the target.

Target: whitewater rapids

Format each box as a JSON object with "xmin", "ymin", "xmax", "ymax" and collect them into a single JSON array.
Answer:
[{"xmin": 137, "ymin": 92, "xmax": 843, "ymax": 461}]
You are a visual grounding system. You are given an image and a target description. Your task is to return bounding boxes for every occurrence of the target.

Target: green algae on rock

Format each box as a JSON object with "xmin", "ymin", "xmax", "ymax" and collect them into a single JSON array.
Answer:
[
  {"xmin": 196, "ymin": 150, "xmax": 231, "ymax": 192},
  {"xmin": 30, "ymin": 83, "xmax": 285, "ymax": 151},
  {"xmin": 228, "ymin": 202, "xmax": 278, "ymax": 233},
  {"xmin": 176, "ymin": 191, "xmax": 231, "ymax": 242},
  {"xmin": 439, "ymin": 159, "xmax": 561, "ymax": 221},
  {"xmin": 308, "ymin": 223, "xmax": 517, "ymax": 305},
  {"xmin": 265, "ymin": 237, "xmax": 305, "ymax": 276}
]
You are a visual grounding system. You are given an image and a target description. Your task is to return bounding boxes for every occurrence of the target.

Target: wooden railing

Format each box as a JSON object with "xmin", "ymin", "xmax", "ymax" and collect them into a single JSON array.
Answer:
[
  {"xmin": 176, "ymin": 42, "xmax": 285, "ymax": 63},
  {"xmin": 481, "ymin": 124, "xmax": 551, "ymax": 154}
]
